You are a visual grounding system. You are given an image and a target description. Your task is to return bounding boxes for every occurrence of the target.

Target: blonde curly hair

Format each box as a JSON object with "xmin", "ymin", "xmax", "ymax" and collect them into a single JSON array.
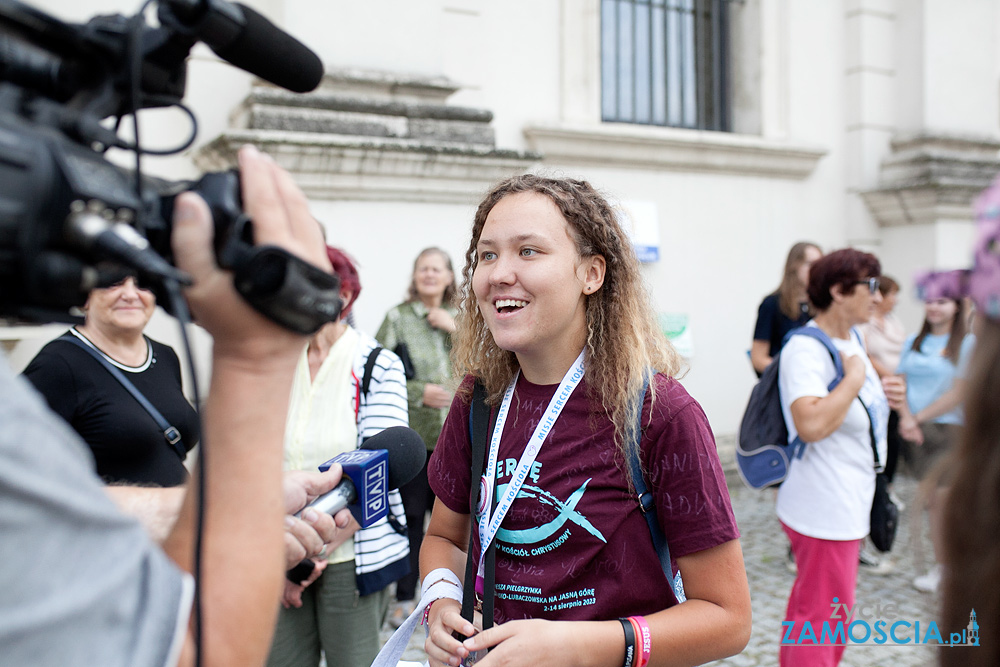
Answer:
[{"xmin": 452, "ymin": 174, "xmax": 684, "ymax": 472}]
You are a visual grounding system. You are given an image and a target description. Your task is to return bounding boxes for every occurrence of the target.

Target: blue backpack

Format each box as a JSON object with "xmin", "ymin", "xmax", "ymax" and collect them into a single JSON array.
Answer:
[{"xmin": 736, "ymin": 327, "xmax": 846, "ymax": 489}]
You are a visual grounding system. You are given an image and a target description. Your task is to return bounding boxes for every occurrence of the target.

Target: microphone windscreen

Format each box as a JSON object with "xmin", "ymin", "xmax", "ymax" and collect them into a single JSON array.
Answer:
[
  {"xmin": 213, "ymin": 3, "xmax": 323, "ymax": 93},
  {"xmin": 360, "ymin": 426, "xmax": 427, "ymax": 489}
]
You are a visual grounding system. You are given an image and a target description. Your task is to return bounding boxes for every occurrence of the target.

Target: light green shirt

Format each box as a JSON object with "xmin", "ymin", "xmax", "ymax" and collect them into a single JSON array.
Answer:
[{"xmin": 375, "ymin": 301, "xmax": 455, "ymax": 451}]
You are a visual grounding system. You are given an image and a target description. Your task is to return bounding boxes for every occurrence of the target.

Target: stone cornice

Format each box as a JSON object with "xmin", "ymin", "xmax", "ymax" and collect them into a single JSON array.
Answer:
[
  {"xmin": 194, "ymin": 130, "xmax": 540, "ymax": 204},
  {"xmin": 523, "ymin": 123, "xmax": 827, "ymax": 178},
  {"xmin": 861, "ymin": 132, "xmax": 1000, "ymax": 227}
]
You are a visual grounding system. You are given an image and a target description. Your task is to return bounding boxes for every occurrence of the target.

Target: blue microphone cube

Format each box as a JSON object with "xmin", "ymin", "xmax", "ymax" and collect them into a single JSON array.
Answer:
[{"xmin": 319, "ymin": 449, "xmax": 389, "ymax": 528}]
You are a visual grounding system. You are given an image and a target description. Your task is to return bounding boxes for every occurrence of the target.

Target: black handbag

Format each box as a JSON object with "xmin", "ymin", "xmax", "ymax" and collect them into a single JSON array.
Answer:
[
  {"xmin": 393, "ymin": 343, "xmax": 416, "ymax": 380},
  {"xmin": 860, "ymin": 396, "xmax": 898, "ymax": 552},
  {"xmin": 869, "ymin": 472, "xmax": 898, "ymax": 552}
]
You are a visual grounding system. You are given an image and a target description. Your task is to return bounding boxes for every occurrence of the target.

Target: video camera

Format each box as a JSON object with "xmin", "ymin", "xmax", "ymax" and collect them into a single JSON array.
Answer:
[{"xmin": 0, "ymin": 0, "xmax": 342, "ymax": 333}]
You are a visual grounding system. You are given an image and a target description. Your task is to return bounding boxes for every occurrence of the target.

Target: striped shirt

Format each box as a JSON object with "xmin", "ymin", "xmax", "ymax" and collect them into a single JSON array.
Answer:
[
  {"xmin": 284, "ymin": 327, "xmax": 411, "ymax": 595},
  {"xmin": 350, "ymin": 331, "xmax": 411, "ymax": 594}
]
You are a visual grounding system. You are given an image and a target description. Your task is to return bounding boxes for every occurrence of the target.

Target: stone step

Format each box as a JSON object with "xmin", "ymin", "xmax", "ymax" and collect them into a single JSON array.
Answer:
[
  {"xmin": 247, "ymin": 88, "xmax": 493, "ymax": 123},
  {"xmin": 240, "ymin": 103, "xmax": 497, "ymax": 146}
]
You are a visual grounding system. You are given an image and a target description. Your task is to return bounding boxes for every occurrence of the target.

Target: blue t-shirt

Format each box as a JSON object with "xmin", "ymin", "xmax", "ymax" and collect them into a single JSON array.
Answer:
[{"xmin": 897, "ymin": 333, "xmax": 975, "ymax": 425}]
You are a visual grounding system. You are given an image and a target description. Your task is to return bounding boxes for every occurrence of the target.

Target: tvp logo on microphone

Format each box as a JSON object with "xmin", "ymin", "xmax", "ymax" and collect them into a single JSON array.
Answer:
[{"xmin": 320, "ymin": 449, "xmax": 389, "ymax": 527}]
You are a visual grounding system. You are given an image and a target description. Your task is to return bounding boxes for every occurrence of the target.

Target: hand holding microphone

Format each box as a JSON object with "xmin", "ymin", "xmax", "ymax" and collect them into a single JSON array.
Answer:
[
  {"xmin": 286, "ymin": 426, "xmax": 426, "ymax": 584},
  {"xmin": 282, "ymin": 468, "xmax": 354, "ymax": 569}
]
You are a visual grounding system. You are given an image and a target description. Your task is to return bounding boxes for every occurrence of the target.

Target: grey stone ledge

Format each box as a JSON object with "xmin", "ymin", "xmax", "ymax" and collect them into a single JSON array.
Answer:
[
  {"xmin": 319, "ymin": 68, "xmax": 460, "ymax": 99},
  {"xmin": 861, "ymin": 131, "xmax": 1000, "ymax": 226},
  {"xmin": 889, "ymin": 131, "xmax": 1000, "ymax": 156},
  {"xmin": 860, "ymin": 185, "xmax": 986, "ymax": 227},
  {"xmin": 193, "ymin": 131, "xmax": 541, "ymax": 203},
  {"xmin": 197, "ymin": 129, "xmax": 540, "ymax": 160},
  {"xmin": 525, "ymin": 123, "xmax": 827, "ymax": 179},
  {"xmin": 246, "ymin": 88, "xmax": 494, "ymax": 123},
  {"xmin": 241, "ymin": 106, "xmax": 497, "ymax": 146}
]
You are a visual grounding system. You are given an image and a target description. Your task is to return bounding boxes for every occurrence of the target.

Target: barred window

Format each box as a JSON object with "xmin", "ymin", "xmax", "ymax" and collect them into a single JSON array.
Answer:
[{"xmin": 601, "ymin": 0, "xmax": 730, "ymax": 131}]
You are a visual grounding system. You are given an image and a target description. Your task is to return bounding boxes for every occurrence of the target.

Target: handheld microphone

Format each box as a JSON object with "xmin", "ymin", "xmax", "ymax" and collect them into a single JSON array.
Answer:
[
  {"xmin": 287, "ymin": 426, "xmax": 426, "ymax": 584},
  {"xmin": 158, "ymin": 0, "xmax": 324, "ymax": 93}
]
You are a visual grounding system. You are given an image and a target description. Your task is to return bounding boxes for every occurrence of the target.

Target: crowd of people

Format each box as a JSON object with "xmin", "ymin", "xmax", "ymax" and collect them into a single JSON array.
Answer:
[{"xmin": 3, "ymin": 142, "xmax": 998, "ymax": 667}]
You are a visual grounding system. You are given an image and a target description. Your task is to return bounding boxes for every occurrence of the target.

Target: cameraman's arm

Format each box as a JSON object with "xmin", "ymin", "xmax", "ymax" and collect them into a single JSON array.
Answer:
[{"xmin": 162, "ymin": 145, "xmax": 330, "ymax": 667}]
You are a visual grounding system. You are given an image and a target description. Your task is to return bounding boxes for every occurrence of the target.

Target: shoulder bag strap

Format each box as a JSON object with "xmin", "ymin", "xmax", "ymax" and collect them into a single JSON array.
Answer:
[
  {"xmin": 856, "ymin": 394, "xmax": 882, "ymax": 470},
  {"xmin": 626, "ymin": 372, "xmax": 686, "ymax": 603},
  {"xmin": 846, "ymin": 328, "xmax": 882, "ymax": 471},
  {"xmin": 60, "ymin": 335, "xmax": 186, "ymax": 460}
]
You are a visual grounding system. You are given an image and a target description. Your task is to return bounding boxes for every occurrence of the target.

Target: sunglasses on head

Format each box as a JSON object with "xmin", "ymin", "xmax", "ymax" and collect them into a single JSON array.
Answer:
[{"xmin": 855, "ymin": 277, "xmax": 880, "ymax": 295}]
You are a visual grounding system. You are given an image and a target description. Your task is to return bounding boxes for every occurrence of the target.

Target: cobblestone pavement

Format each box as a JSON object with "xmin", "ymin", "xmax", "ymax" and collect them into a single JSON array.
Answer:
[
  {"xmin": 379, "ymin": 473, "xmax": 941, "ymax": 666},
  {"xmin": 709, "ymin": 474, "xmax": 938, "ymax": 667}
]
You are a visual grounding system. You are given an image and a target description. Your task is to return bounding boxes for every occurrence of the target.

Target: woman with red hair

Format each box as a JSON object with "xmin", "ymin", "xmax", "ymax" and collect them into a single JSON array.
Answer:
[{"xmin": 267, "ymin": 246, "xmax": 411, "ymax": 667}]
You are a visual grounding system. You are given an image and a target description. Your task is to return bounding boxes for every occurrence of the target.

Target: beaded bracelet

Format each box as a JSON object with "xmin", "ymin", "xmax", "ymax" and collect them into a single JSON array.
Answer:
[
  {"xmin": 618, "ymin": 618, "xmax": 636, "ymax": 667},
  {"xmin": 421, "ymin": 599, "xmax": 436, "ymax": 626}
]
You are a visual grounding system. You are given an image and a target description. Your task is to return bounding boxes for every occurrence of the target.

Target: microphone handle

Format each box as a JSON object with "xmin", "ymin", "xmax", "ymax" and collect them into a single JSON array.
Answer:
[
  {"xmin": 286, "ymin": 479, "xmax": 356, "ymax": 584},
  {"xmin": 296, "ymin": 477, "xmax": 356, "ymax": 518},
  {"xmin": 287, "ymin": 559, "xmax": 315, "ymax": 585}
]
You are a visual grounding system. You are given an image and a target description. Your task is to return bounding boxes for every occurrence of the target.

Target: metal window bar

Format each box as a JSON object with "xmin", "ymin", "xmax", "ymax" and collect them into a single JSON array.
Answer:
[{"xmin": 601, "ymin": 0, "xmax": 730, "ymax": 131}]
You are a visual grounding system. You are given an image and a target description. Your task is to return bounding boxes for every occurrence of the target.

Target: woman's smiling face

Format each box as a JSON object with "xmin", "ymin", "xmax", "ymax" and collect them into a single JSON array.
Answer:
[
  {"xmin": 84, "ymin": 276, "xmax": 156, "ymax": 336},
  {"xmin": 473, "ymin": 192, "xmax": 603, "ymax": 376}
]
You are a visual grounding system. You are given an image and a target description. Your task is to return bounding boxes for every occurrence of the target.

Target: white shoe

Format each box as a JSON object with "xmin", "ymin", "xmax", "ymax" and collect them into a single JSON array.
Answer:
[
  {"xmin": 913, "ymin": 565, "xmax": 941, "ymax": 593},
  {"xmin": 859, "ymin": 547, "xmax": 894, "ymax": 575},
  {"xmin": 889, "ymin": 490, "xmax": 906, "ymax": 512}
]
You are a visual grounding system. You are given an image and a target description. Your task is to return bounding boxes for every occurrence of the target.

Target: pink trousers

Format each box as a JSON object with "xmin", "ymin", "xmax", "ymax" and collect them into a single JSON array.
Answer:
[{"xmin": 779, "ymin": 522, "xmax": 861, "ymax": 667}]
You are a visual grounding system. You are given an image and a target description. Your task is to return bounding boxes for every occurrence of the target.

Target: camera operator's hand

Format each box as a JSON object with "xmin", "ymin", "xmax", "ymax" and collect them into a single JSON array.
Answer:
[{"xmin": 170, "ymin": 144, "xmax": 331, "ymax": 362}]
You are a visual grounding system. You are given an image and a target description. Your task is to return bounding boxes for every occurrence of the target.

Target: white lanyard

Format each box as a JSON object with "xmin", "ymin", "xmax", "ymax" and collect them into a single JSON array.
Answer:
[{"xmin": 476, "ymin": 351, "xmax": 586, "ymax": 580}]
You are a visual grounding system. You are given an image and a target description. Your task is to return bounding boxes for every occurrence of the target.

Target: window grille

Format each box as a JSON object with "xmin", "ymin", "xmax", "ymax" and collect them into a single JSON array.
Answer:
[{"xmin": 601, "ymin": 0, "xmax": 730, "ymax": 131}]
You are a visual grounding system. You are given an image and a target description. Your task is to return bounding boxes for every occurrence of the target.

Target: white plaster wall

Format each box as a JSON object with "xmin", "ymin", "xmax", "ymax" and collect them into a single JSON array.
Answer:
[
  {"xmin": 921, "ymin": 0, "xmax": 999, "ymax": 134},
  {"xmin": 10, "ymin": 0, "xmax": 997, "ymax": 439},
  {"xmin": 307, "ymin": 199, "xmax": 476, "ymax": 336},
  {"xmin": 895, "ymin": 0, "xmax": 1000, "ymax": 134}
]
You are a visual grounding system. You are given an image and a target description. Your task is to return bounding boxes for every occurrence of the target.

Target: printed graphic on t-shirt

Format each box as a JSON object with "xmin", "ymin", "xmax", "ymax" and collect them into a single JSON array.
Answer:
[{"xmin": 478, "ymin": 463, "xmax": 605, "ymax": 614}]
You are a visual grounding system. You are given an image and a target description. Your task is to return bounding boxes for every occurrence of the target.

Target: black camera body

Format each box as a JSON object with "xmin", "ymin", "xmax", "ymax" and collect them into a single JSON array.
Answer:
[{"xmin": 0, "ymin": 0, "xmax": 339, "ymax": 333}]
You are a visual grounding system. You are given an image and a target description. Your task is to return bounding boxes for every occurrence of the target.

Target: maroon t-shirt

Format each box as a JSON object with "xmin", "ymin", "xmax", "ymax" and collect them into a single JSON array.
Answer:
[{"xmin": 428, "ymin": 373, "xmax": 739, "ymax": 624}]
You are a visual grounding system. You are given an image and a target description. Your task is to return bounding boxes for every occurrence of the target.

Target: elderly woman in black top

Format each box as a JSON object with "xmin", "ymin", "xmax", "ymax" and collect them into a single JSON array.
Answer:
[{"xmin": 23, "ymin": 275, "xmax": 198, "ymax": 486}]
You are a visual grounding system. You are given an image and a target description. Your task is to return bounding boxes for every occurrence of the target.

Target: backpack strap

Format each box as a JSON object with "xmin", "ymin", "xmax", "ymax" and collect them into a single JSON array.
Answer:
[
  {"xmin": 356, "ymin": 345, "xmax": 408, "ymax": 536},
  {"xmin": 784, "ymin": 326, "xmax": 844, "ymax": 389},
  {"xmin": 785, "ymin": 326, "xmax": 878, "ymax": 463},
  {"xmin": 362, "ymin": 346, "xmax": 383, "ymax": 397},
  {"xmin": 59, "ymin": 334, "xmax": 186, "ymax": 460},
  {"xmin": 626, "ymin": 371, "xmax": 686, "ymax": 603},
  {"xmin": 461, "ymin": 380, "xmax": 497, "ymax": 635}
]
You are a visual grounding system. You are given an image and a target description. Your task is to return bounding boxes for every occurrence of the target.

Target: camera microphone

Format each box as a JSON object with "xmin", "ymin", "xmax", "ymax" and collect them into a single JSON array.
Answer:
[
  {"xmin": 287, "ymin": 426, "xmax": 426, "ymax": 584},
  {"xmin": 158, "ymin": 0, "xmax": 324, "ymax": 93},
  {"xmin": 65, "ymin": 207, "xmax": 192, "ymax": 286}
]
